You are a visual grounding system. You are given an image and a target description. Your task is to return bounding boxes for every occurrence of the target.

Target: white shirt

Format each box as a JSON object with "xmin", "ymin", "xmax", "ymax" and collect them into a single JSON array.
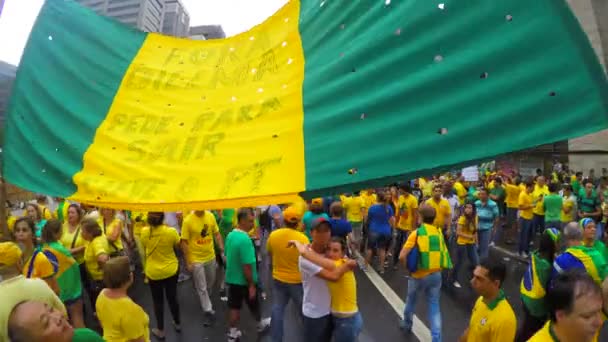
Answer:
[{"xmin": 299, "ymin": 255, "xmax": 331, "ymax": 318}]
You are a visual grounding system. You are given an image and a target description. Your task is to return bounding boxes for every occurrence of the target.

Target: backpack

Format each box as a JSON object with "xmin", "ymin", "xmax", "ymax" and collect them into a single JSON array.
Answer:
[{"xmin": 259, "ymin": 206, "xmax": 273, "ymax": 232}]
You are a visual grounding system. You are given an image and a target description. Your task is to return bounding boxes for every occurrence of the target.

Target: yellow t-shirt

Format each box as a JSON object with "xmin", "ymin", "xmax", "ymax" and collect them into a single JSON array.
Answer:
[
  {"xmin": 397, "ymin": 194, "xmax": 419, "ymax": 231},
  {"xmin": 454, "ymin": 182, "xmax": 467, "ymax": 205},
  {"xmin": 561, "ymin": 197, "xmax": 575, "ymax": 223},
  {"xmin": 342, "ymin": 196, "xmax": 364, "ymax": 222},
  {"xmin": 533, "ymin": 184, "xmax": 550, "ymax": 215},
  {"xmin": 60, "ymin": 223, "xmax": 88, "ymax": 264},
  {"xmin": 326, "ymin": 259, "xmax": 358, "ymax": 315},
  {"xmin": 456, "ymin": 216, "xmax": 478, "ymax": 245},
  {"xmin": 22, "ymin": 250, "xmax": 56, "ymax": 279},
  {"xmin": 131, "ymin": 212, "xmax": 148, "ymax": 237},
  {"xmin": 141, "ymin": 225, "xmax": 180, "ymax": 280},
  {"xmin": 467, "ymin": 294, "xmax": 517, "ymax": 342},
  {"xmin": 7, "ymin": 215, "xmax": 16, "ymax": 231},
  {"xmin": 39, "ymin": 205, "xmax": 53, "ymax": 220},
  {"xmin": 100, "ymin": 218, "xmax": 124, "ymax": 251},
  {"xmin": 425, "ymin": 198, "xmax": 452, "ymax": 229},
  {"xmin": 360, "ymin": 191, "xmax": 377, "ymax": 215},
  {"xmin": 518, "ymin": 191, "xmax": 534, "ymax": 220},
  {"xmin": 96, "ymin": 291, "xmax": 150, "ymax": 342},
  {"xmin": 504, "ymin": 184, "xmax": 521, "ymax": 209},
  {"xmin": 266, "ymin": 228, "xmax": 309, "ymax": 284},
  {"xmin": 527, "ymin": 320, "xmax": 594, "ymax": 342},
  {"xmin": 181, "ymin": 211, "xmax": 219, "ymax": 264},
  {"xmin": 84, "ymin": 236, "xmax": 109, "ymax": 281}
]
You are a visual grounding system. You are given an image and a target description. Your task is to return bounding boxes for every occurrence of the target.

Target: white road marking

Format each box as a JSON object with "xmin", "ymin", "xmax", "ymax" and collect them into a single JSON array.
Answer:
[{"xmin": 354, "ymin": 252, "xmax": 432, "ymax": 342}]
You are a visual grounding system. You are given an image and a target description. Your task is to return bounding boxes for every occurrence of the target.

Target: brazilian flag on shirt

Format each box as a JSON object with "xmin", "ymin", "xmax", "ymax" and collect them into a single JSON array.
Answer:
[
  {"xmin": 3, "ymin": 0, "xmax": 608, "ymax": 211},
  {"xmin": 43, "ymin": 241, "xmax": 82, "ymax": 302}
]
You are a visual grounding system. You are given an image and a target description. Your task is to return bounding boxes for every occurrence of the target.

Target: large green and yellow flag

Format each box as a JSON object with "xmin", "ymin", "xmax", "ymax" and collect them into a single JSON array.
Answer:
[{"xmin": 4, "ymin": 0, "xmax": 608, "ymax": 210}]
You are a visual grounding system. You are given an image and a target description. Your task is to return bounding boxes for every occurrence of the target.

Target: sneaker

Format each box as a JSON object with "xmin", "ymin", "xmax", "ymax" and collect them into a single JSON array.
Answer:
[
  {"xmin": 260, "ymin": 291, "xmax": 267, "ymax": 301},
  {"xmin": 202, "ymin": 311, "xmax": 215, "ymax": 327},
  {"xmin": 453, "ymin": 281, "xmax": 462, "ymax": 288},
  {"xmin": 219, "ymin": 288, "xmax": 228, "ymax": 302},
  {"xmin": 522, "ymin": 252, "xmax": 529, "ymax": 259},
  {"xmin": 227, "ymin": 328, "xmax": 242, "ymax": 342},
  {"xmin": 257, "ymin": 317, "xmax": 271, "ymax": 333},
  {"xmin": 489, "ymin": 242, "xmax": 495, "ymax": 247}
]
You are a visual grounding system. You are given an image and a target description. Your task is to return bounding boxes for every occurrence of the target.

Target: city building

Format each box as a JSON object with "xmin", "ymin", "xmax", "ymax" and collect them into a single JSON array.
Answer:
[
  {"xmin": 189, "ymin": 25, "xmax": 226, "ymax": 40},
  {"xmin": 0, "ymin": 60, "xmax": 16, "ymax": 123},
  {"xmin": 566, "ymin": 0, "xmax": 608, "ymax": 173},
  {"xmin": 162, "ymin": 0, "xmax": 190, "ymax": 37},
  {"xmin": 75, "ymin": 0, "xmax": 165, "ymax": 33}
]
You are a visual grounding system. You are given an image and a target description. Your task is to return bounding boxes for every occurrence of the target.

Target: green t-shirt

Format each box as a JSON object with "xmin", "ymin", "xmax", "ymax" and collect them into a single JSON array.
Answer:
[
  {"xmin": 543, "ymin": 194, "xmax": 563, "ymax": 223},
  {"xmin": 225, "ymin": 229, "xmax": 258, "ymax": 286},
  {"xmin": 592, "ymin": 240, "xmax": 608, "ymax": 263},
  {"xmin": 219, "ymin": 208, "xmax": 236, "ymax": 239},
  {"xmin": 72, "ymin": 328, "xmax": 104, "ymax": 342},
  {"xmin": 490, "ymin": 186, "xmax": 506, "ymax": 203},
  {"xmin": 572, "ymin": 179, "xmax": 581, "ymax": 195}
]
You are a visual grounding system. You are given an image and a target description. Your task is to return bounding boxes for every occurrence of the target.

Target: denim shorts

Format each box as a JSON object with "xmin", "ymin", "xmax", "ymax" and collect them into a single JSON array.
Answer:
[{"xmin": 368, "ymin": 232, "xmax": 391, "ymax": 250}]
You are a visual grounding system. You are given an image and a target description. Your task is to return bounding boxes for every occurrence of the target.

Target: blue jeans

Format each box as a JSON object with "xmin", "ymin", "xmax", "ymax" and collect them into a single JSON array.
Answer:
[
  {"xmin": 519, "ymin": 218, "xmax": 533, "ymax": 254},
  {"xmin": 477, "ymin": 230, "xmax": 491, "ymax": 260},
  {"xmin": 271, "ymin": 279, "xmax": 303, "ymax": 342},
  {"xmin": 393, "ymin": 230, "xmax": 410, "ymax": 266},
  {"xmin": 451, "ymin": 244, "xmax": 479, "ymax": 283},
  {"xmin": 304, "ymin": 314, "xmax": 332, "ymax": 342},
  {"xmin": 333, "ymin": 312, "xmax": 363, "ymax": 342},
  {"xmin": 403, "ymin": 271, "xmax": 442, "ymax": 342},
  {"xmin": 531, "ymin": 214, "xmax": 545, "ymax": 239}
]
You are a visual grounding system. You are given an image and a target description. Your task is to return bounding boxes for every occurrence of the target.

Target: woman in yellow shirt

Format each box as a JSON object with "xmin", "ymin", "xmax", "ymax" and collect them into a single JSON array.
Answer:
[
  {"xmin": 326, "ymin": 237, "xmax": 363, "ymax": 341},
  {"xmin": 100, "ymin": 208, "xmax": 125, "ymax": 257},
  {"xmin": 141, "ymin": 212, "xmax": 181, "ymax": 340},
  {"xmin": 450, "ymin": 202, "xmax": 479, "ymax": 288},
  {"xmin": 97, "ymin": 256, "xmax": 149, "ymax": 342},
  {"xmin": 13, "ymin": 217, "xmax": 60, "ymax": 295},
  {"xmin": 81, "ymin": 218, "xmax": 110, "ymax": 311}
]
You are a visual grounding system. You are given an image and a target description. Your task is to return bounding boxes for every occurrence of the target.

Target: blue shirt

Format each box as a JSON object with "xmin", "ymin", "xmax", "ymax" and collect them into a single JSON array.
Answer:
[
  {"xmin": 302, "ymin": 212, "xmax": 330, "ymax": 239},
  {"xmin": 367, "ymin": 204, "xmax": 394, "ymax": 236},
  {"xmin": 329, "ymin": 218, "xmax": 352, "ymax": 238},
  {"xmin": 475, "ymin": 200, "xmax": 499, "ymax": 231}
]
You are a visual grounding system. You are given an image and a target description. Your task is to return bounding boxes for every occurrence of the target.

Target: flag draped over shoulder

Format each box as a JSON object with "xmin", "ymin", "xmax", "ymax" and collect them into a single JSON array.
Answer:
[{"xmin": 4, "ymin": 0, "xmax": 608, "ymax": 210}]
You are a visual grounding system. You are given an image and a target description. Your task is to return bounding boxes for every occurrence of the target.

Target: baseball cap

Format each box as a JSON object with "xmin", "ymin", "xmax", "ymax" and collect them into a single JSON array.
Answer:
[
  {"xmin": 283, "ymin": 206, "xmax": 301, "ymax": 223},
  {"xmin": 0, "ymin": 242, "xmax": 22, "ymax": 268},
  {"xmin": 311, "ymin": 198, "xmax": 323, "ymax": 205},
  {"xmin": 312, "ymin": 217, "xmax": 332, "ymax": 231}
]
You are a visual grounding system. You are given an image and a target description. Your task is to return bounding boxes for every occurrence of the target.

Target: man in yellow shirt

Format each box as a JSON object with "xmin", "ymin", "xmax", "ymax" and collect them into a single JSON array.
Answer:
[
  {"xmin": 504, "ymin": 176, "xmax": 522, "ymax": 245},
  {"xmin": 266, "ymin": 206, "xmax": 309, "ymax": 342},
  {"xmin": 454, "ymin": 176, "xmax": 468, "ymax": 206},
  {"xmin": 181, "ymin": 210, "xmax": 224, "ymax": 325},
  {"xmin": 529, "ymin": 271, "xmax": 604, "ymax": 342},
  {"xmin": 399, "ymin": 205, "xmax": 452, "ymax": 341},
  {"xmin": 532, "ymin": 176, "xmax": 550, "ymax": 237},
  {"xmin": 459, "ymin": 259, "xmax": 516, "ymax": 342},
  {"xmin": 518, "ymin": 181, "xmax": 535, "ymax": 258},
  {"xmin": 393, "ymin": 184, "xmax": 419, "ymax": 269},
  {"xmin": 341, "ymin": 193, "xmax": 365, "ymax": 251},
  {"xmin": 425, "ymin": 185, "xmax": 452, "ymax": 235}
]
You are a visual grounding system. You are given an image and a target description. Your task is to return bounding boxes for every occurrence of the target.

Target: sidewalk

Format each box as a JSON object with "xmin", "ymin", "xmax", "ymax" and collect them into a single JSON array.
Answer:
[{"xmin": 490, "ymin": 238, "xmax": 537, "ymax": 264}]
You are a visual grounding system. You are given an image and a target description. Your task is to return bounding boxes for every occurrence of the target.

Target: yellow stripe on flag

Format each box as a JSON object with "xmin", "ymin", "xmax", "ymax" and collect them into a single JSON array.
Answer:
[{"xmin": 70, "ymin": 1, "xmax": 305, "ymax": 210}]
